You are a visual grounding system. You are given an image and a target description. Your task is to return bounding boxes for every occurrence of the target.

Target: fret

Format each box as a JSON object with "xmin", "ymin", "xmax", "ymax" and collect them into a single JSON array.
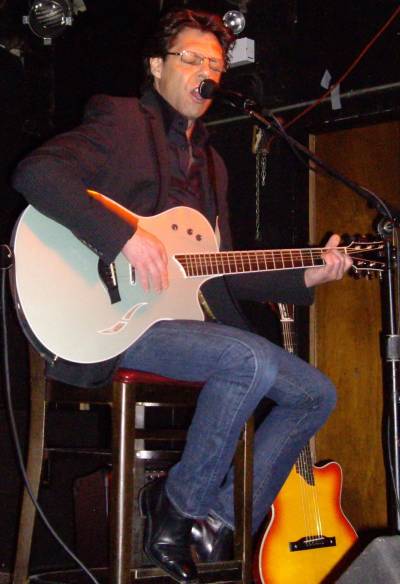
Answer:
[
  {"xmin": 200, "ymin": 253, "xmax": 206, "ymax": 276},
  {"xmin": 228, "ymin": 252, "xmax": 236, "ymax": 274},
  {"xmin": 200, "ymin": 254, "xmax": 205, "ymax": 275},
  {"xmin": 239, "ymin": 252, "xmax": 245, "ymax": 273},
  {"xmin": 277, "ymin": 250, "xmax": 283, "ymax": 269},
  {"xmin": 257, "ymin": 252, "xmax": 265, "ymax": 271},
  {"xmin": 246, "ymin": 251, "xmax": 252, "ymax": 273},
  {"xmin": 221, "ymin": 252, "xmax": 228, "ymax": 274},
  {"xmin": 304, "ymin": 248, "xmax": 315, "ymax": 267},
  {"xmin": 234, "ymin": 252, "xmax": 239, "ymax": 273},
  {"xmin": 267, "ymin": 251, "xmax": 275, "ymax": 270},
  {"xmin": 246, "ymin": 252, "xmax": 254, "ymax": 271},
  {"xmin": 208, "ymin": 253, "xmax": 215, "ymax": 275},
  {"xmin": 192, "ymin": 253, "xmax": 199, "ymax": 276},
  {"xmin": 196, "ymin": 252, "xmax": 202, "ymax": 276},
  {"xmin": 186, "ymin": 255, "xmax": 193, "ymax": 277}
]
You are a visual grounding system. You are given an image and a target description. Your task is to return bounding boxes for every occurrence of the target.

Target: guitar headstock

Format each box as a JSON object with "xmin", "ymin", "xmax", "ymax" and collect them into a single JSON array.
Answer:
[{"xmin": 344, "ymin": 235, "xmax": 385, "ymax": 279}]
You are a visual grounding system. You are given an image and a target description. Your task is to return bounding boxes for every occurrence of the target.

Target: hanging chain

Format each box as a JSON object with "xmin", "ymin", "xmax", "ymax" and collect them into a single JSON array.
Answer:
[{"xmin": 254, "ymin": 126, "xmax": 268, "ymax": 241}]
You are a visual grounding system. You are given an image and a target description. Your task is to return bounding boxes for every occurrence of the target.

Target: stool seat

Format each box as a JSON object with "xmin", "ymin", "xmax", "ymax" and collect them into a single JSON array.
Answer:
[
  {"xmin": 114, "ymin": 368, "xmax": 204, "ymax": 388},
  {"xmin": 13, "ymin": 349, "xmax": 253, "ymax": 584}
]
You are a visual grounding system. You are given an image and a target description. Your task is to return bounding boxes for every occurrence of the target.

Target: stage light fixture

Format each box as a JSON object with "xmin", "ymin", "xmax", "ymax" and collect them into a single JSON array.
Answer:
[
  {"xmin": 223, "ymin": 10, "xmax": 246, "ymax": 35},
  {"xmin": 23, "ymin": 0, "xmax": 73, "ymax": 44}
]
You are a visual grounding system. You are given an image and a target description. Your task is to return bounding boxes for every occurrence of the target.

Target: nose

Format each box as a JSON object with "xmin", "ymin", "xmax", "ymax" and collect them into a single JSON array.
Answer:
[
  {"xmin": 197, "ymin": 58, "xmax": 220, "ymax": 82},
  {"xmin": 197, "ymin": 58, "xmax": 212, "ymax": 79}
]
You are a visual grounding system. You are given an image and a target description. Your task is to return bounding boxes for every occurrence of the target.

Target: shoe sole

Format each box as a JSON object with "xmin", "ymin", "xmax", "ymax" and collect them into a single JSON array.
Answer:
[{"xmin": 138, "ymin": 484, "xmax": 200, "ymax": 584}]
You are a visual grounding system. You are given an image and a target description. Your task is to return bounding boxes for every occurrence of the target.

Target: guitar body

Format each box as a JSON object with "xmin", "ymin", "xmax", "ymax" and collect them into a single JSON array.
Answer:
[
  {"xmin": 11, "ymin": 205, "xmax": 217, "ymax": 363},
  {"xmin": 258, "ymin": 460, "xmax": 357, "ymax": 584}
]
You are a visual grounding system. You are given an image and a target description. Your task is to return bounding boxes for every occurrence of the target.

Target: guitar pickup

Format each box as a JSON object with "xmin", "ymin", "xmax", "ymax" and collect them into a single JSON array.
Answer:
[
  {"xmin": 289, "ymin": 535, "xmax": 336, "ymax": 552},
  {"xmin": 98, "ymin": 260, "xmax": 121, "ymax": 304}
]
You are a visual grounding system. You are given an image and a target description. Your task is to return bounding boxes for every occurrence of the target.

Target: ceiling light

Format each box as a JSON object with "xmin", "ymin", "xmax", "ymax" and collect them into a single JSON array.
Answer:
[
  {"xmin": 223, "ymin": 10, "xmax": 246, "ymax": 35},
  {"xmin": 23, "ymin": 0, "xmax": 73, "ymax": 44}
]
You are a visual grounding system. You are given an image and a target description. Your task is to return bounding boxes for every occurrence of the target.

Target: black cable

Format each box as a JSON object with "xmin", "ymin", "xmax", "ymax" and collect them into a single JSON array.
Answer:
[{"xmin": 0, "ymin": 251, "xmax": 100, "ymax": 584}]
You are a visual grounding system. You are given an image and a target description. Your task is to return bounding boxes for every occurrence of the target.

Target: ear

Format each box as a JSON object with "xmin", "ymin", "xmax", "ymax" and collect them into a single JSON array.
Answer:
[{"xmin": 149, "ymin": 56, "xmax": 163, "ymax": 80}]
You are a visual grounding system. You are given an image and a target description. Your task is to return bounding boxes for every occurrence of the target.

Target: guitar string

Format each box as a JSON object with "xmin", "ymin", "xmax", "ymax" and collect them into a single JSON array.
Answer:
[
  {"xmin": 111, "ymin": 245, "xmax": 382, "ymax": 282},
  {"xmin": 282, "ymin": 319, "xmax": 317, "ymax": 541},
  {"xmin": 296, "ymin": 446, "xmax": 315, "ymax": 543},
  {"xmin": 176, "ymin": 246, "xmax": 380, "ymax": 262},
  {"xmin": 282, "ymin": 317, "xmax": 323, "ymax": 542},
  {"xmin": 175, "ymin": 246, "xmax": 382, "ymax": 276},
  {"xmin": 281, "ymin": 319, "xmax": 315, "ymax": 541},
  {"xmin": 283, "ymin": 320, "xmax": 322, "ymax": 542},
  {"xmin": 288, "ymin": 318, "xmax": 324, "ymax": 542}
]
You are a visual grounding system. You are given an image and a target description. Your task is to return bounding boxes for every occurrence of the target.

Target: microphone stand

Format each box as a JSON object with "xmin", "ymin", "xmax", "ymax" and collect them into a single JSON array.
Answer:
[{"xmin": 233, "ymin": 99, "xmax": 400, "ymax": 531}]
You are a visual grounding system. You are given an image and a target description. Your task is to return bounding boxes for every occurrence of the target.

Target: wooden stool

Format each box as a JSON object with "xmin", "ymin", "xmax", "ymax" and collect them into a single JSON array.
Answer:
[{"xmin": 13, "ymin": 348, "xmax": 254, "ymax": 584}]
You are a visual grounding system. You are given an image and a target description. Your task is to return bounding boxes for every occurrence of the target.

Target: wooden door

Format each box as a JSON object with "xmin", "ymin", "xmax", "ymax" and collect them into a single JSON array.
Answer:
[{"xmin": 309, "ymin": 121, "xmax": 400, "ymax": 531}]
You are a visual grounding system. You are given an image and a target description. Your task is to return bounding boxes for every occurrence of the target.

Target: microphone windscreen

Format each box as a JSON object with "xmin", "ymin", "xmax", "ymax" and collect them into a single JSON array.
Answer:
[{"xmin": 198, "ymin": 79, "xmax": 217, "ymax": 99}]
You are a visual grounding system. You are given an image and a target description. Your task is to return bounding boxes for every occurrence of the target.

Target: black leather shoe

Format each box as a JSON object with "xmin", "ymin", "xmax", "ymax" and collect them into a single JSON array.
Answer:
[
  {"xmin": 191, "ymin": 514, "xmax": 234, "ymax": 562},
  {"xmin": 139, "ymin": 477, "xmax": 199, "ymax": 583}
]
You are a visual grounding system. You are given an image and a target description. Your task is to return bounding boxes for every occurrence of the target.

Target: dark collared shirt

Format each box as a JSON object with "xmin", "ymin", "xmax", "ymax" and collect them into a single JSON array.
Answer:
[{"xmin": 148, "ymin": 87, "xmax": 217, "ymax": 228}]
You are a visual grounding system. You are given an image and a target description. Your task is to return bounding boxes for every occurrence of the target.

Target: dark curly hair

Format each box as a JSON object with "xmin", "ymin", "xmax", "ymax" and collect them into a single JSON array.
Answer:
[{"xmin": 143, "ymin": 9, "xmax": 235, "ymax": 85}]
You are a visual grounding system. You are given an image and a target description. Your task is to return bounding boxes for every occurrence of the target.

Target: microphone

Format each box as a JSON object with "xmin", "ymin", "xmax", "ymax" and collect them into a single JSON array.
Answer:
[{"xmin": 198, "ymin": 79, "xmax": 258, "ymax": 112}]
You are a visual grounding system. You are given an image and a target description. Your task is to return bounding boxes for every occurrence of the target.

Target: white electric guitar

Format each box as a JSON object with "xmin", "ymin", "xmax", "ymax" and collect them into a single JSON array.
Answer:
[{"xmin": 10, "ymin": 191, "xmax": 384, "ymax": 364}]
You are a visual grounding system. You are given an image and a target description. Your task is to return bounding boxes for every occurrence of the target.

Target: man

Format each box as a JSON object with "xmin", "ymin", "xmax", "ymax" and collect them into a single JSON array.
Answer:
[{"xmin": 13, "ymin": 9, "xmax": 352, "ymax": 584}]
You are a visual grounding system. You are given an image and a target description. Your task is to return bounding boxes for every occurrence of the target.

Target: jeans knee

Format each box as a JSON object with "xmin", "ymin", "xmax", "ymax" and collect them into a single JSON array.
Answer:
[
  {"xmin": 318, "ymin": 377, "xmax": 337, "ymax": 417},
  {"xmin": 210, "ymin": 336, "xmax": 278, "ymax": 406}
]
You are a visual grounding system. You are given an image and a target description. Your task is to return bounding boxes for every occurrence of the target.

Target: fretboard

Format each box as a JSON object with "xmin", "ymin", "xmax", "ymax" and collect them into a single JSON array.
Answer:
[
  {"xmin": 175, "ymin": 247, "xmax": 334, "ymax": 277},
  {"xmin": 295, "ymin": 442, "xmax": 315, "ymax": 486},
  {"xmin": 278, "ymin": 303, "xmax": 315, "ymax": 486}
]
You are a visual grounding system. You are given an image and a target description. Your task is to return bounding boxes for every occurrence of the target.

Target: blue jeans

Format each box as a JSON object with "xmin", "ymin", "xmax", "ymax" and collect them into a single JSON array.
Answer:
[{"xmin": 120, "ymin": 319, "xmax": 336, "ymax": 533}]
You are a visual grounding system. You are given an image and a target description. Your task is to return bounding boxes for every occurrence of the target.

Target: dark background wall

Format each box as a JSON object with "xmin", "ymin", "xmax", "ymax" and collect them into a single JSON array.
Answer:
[{"xmin": 0, "ymin": 0, "xmax": 399, "ymax": 572}]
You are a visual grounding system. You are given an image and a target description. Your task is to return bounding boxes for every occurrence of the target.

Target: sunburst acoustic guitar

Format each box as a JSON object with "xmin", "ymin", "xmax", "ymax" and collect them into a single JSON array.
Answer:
[{"xmin": 256, "ymin": 303, "xmax": 358, "ymax": 584}]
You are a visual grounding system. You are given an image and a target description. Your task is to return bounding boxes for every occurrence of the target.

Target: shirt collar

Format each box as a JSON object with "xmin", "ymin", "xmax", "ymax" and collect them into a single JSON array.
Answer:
[{"xmin": 142, "ymin": 86, "xmax": 209, "ymax": 147}]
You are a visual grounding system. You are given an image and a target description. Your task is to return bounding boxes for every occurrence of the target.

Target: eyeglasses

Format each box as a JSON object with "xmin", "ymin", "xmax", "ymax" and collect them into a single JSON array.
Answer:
[{"xmin": 166, "ymin": 50, "xmax": 227, "ymax": 73}]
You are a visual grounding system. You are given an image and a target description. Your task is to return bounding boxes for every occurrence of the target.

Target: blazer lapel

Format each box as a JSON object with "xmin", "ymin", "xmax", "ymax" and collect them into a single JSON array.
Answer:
[{"xmin": 139, "ymin": 96, "xmax": 170, "ymax": 214}]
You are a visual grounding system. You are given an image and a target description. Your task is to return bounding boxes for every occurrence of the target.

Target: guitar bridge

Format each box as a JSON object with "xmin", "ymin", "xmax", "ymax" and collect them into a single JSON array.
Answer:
[{"xmin": 289, "ymin": 535, "xmax": 336, "ymax": 552}]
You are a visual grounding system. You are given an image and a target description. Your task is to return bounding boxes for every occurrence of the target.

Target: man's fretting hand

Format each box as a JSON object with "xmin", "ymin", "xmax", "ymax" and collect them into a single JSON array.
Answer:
[
  {"xmin": 304, "ymin": 234, "xmax": 353, "ymax": 288},
  {"xmin": 122, "ymin": 226, "xmax": 169, "ymax": 293}
]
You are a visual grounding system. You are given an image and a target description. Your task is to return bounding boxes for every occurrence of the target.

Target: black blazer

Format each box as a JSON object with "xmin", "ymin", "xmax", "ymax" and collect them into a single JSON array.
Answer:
[{"xmin": 13, "ymin": 91, "xmax": 313, "ymax": 387}]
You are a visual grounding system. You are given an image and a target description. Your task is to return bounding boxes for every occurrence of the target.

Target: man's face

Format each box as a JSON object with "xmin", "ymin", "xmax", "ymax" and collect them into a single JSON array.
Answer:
[{"xmin": 150, "ymin": 27, "xmax": 224, "ymax": 124}]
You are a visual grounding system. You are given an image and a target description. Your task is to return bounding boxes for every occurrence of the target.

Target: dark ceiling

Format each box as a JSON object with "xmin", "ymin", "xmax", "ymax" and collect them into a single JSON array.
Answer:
[{"xmin": 1, "ymin": 0, "xmax": 400, "ymax": 132}]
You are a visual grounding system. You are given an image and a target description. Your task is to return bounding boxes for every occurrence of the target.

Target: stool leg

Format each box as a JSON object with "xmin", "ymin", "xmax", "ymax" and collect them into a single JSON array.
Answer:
[
  {"xmin": 132, "ymin": 403, "xmax": 145, "ymax": 566},
  {"xmin": 234, "ymin": 417, "xmax": 254, "ymax": 584},
  {"xmin": 110, "ymin": 380, "xmax": 135, "ymax": 584},
  {"xmin": 13, "ymin": 350, "xmax": 47, "ymax": 584}
]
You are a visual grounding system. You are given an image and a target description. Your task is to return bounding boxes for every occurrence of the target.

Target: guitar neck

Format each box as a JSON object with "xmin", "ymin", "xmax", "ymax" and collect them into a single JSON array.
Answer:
[
  {"xmin": 295, "ymin": 442, "xmax": 315, "ymax": 486},
  {"xmin": 277, "ymin": 302, "xmax": 315, "ymax": 485},
  {"xmin": 175, "ymin": 247, "xmax": 339, "ymax": 277}
]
